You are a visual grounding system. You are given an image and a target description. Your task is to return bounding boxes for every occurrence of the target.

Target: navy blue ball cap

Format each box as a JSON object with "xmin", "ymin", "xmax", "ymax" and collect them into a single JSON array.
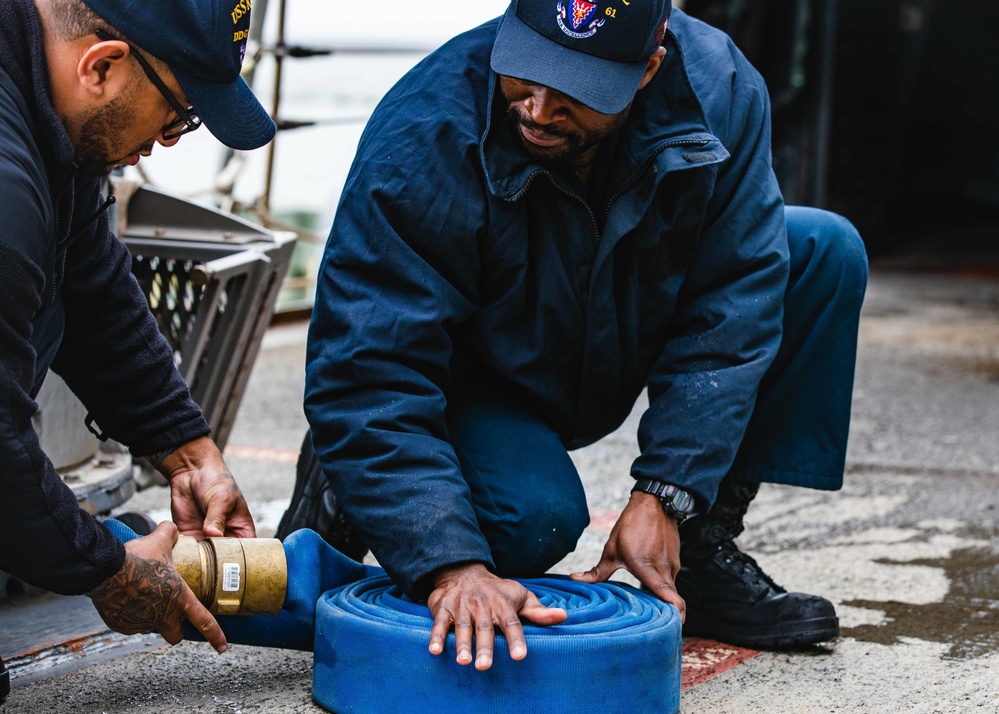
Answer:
[
  {"xmin": 491, "ymin": 0, "xmax": 672, "ymax": 115},
  {"xmin": 82, "ymin": 0, "xmax": 276, "ymax": 150}
]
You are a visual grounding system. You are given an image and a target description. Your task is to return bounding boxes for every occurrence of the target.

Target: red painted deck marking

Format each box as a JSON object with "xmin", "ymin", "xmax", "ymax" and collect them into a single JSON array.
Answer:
[
  {"xmin": 682, "ymin": 637, "xmax": 760, "ymax": 689},
  {"xmin": 224, "ymin": 444, "xmax": 300, "ymax": 464}
]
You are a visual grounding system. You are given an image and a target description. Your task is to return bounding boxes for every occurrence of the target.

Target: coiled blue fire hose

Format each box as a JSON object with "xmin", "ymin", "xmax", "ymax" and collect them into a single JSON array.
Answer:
[{"xmin": 105, "ymin": 520, "xmax": 681, "ymax": 713}]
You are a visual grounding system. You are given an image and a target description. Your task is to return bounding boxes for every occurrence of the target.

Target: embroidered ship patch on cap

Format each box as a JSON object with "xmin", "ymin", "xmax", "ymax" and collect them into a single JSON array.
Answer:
[{"xmin": 557, "ymin": 0, "xmax": 605, "ymax": 39}]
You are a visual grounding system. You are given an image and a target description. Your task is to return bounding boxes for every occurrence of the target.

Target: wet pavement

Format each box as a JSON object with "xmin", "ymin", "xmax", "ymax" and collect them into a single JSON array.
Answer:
[{"xmin": 3, "ymin": 265, "xmax": 999, "ymax": 712}]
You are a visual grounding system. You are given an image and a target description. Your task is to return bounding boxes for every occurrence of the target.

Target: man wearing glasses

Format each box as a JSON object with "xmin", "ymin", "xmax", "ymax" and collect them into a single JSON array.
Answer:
[{"xmin": 0, "ymin": 0, "xmax": 274, "ymax": 689}]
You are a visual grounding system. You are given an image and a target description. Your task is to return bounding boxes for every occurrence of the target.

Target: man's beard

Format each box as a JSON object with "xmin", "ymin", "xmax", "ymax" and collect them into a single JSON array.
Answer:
[
  {"xmin": 506, "ymin": 106, "xmax": 587, "ymax": 166},
  {"xmin": 505, "ymin": 105, "xmax": 629, "ymax": 168},
  {"xmin": 74, "ymin": 93, "xmax": 147, "ymax": 176}
]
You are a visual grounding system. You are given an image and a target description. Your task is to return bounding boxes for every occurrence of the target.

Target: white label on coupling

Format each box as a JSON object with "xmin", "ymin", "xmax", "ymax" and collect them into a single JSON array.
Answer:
[{"xmin": 222, "ymin": 562, "xmax": 241, "ymax": 592}]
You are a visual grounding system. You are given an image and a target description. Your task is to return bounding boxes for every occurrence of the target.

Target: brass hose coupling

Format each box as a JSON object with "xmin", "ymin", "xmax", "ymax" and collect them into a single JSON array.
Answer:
[{"xmin": 173, "ymin": 536, "xmax": 287, "ymax": 616}]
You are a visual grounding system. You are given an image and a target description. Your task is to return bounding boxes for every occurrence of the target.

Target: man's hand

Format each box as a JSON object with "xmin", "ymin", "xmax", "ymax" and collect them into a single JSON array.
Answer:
[
  {"xmin": 88, "ymin": 521, "xmax": 228, "ymax": 653},
  {"xmin": 427, "ymin": 563, "xmax": 567, "ymax": 671},
  {"xmin": 570, "ymin": 491, "xmax": 686, "ymax": 620},
  {"xmin": 152, "ymin": 436, "xmax": 256, "ymax": 539}
]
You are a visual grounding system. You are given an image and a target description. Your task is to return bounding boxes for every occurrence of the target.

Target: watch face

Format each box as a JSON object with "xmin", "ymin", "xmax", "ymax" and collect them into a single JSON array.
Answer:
[
  {"xmin": 633, "ymin": 480, "xmax": 696, "ymax": 517},
  {"xmin": 671, "ymin": 489, "xmax": 695, "ymax": 514}
]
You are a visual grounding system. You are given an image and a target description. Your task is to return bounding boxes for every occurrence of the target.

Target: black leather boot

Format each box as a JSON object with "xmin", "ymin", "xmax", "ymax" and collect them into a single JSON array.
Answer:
[
  {"xmin": 676, "ymin": 478, "xmax": 839, "ymax": 649},
  {"xmin": 276, "ymin": 431, "xmax": 369, "ymax": 562}
]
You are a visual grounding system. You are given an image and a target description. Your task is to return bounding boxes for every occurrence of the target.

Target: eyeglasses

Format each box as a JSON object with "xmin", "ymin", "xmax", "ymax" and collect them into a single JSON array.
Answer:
[{"xmin": 95, "ymin": 29, "xmax": 201, "ymax": 141}]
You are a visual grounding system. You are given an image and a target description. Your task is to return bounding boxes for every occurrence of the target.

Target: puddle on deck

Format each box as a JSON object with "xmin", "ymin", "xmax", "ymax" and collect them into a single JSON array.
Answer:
[{"xmin": 843, "ymin": 543, "xmax": 999, "ymax": 660}]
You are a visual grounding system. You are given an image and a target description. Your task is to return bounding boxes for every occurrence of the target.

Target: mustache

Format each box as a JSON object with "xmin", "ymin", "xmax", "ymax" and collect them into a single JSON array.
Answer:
[
  {"xmin": 506, "ymin": 107, "xmax": 576, "ymax": 139},
  {"xmin": 124, "ymin": 141, "xmax": 156, "ymax": 159}
]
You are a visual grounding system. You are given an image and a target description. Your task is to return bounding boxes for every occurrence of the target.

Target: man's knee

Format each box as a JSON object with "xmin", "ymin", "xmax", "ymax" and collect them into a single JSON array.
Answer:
[
  {"xmin": 488, "ymin": 493, "xmax": 590, "ymax": 577},
  {"xmin": 785, "ymin": 206, "xmax": 869, "ymax": 307}
]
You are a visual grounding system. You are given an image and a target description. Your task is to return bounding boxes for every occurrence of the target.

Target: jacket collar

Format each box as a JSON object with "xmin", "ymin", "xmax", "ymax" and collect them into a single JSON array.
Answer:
[{"xmin": 479, "ymin": 25, "xmax": 728, "ymax": 203}]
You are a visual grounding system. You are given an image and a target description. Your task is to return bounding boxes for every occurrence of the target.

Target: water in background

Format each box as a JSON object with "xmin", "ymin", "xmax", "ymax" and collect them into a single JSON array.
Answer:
[{"xmin": 133, "ymin": 0, "xmax": 508, "ymax": 309}]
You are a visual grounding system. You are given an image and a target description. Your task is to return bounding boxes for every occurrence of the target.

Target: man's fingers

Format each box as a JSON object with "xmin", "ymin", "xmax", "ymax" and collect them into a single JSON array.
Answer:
[
  {"xmin": 656, "ymin": 585, "xmax": 687, "ymax": 622},
  {"xmin": 431, "ymin": 602, "xmax": 477, "ymax": 666},
  {"xmin": 451, "ymin": 608, "xmax": 499, "ymax": 670},
  {"xmin": 519, "ymin": 593, "xmax": 568, "ymax": 627},
  {"xmin": 454, "ymin": 615, "xmax": 474, "ymax": 666},
  {"xmin": 491, "ymin": 591, "xmax": 566, "ymax": 665},
  {"xmin": 568, "ymin": 567, "xmax": 598, "ymax": 583},
  {"xmin": 426, "ymin": 568, "xmax": 569, "ymax": 670},
  {"xmin": 641, "ymin": 576, "xmax": 686, "ymax": 622},
  {"xmin": 158, "ymin": 619, "xmax": 184, "ymax": 646},
  {"xmin": 428, "ymin": 607, "xmax": 453, "ymax": 656},
  {"xmin": 203, "ymin": 493, "xmax": 257, "ymax": 538},
  {"xmin": 474, "ymin": 618, "xmax": 495, "ymax": 670},
  {"xmin": 144, "ymin": 520, "xmax": 180, "ymax": 550},
  {"xmin": 624, "ymin": 556, "xmax": 686, "ymax": 620},
  {"xmin": 201, "ymin": 499, "xmax": 228, "ymax": 538},
  {"xmin": 178, "ymin": 583, "xmax": 227, "ymax": 653},
  {"xmin": 570, "ymin": 550, "xmax": 687, "ymax": 623},
  {"xmin": 570, "ymin": 557, "xmax": 617, "ymax": 584},
  {"xmin": 225, "ymin": 509, "xmax": 257, "ymax": 538},
  {"xmin": 497, "ymin": 614, "xmax": 528, "ymax": 661}
]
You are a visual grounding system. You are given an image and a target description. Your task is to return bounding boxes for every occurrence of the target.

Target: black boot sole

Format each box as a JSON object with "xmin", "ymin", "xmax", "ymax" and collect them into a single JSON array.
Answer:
[{"xmin": 683, "ymin": 608, "xmax": 840, "ymax": 649}]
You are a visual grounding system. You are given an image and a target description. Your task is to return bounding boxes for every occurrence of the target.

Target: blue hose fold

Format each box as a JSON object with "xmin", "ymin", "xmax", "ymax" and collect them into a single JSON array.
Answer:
[{"xmin": 313, "ymin": 574, "xmax": 681, "ymax": 714}]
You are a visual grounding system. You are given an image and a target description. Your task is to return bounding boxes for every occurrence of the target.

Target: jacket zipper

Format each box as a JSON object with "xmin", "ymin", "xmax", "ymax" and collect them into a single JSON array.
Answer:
[{"xmin": 509, "ymin": 169, "xmax": 602, "ymax": 247}]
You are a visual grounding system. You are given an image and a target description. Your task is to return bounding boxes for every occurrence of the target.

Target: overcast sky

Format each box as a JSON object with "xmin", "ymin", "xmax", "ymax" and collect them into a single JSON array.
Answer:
[{"xmin": 267, "ymin": 0, "xmax": 512, "ymax": 47}]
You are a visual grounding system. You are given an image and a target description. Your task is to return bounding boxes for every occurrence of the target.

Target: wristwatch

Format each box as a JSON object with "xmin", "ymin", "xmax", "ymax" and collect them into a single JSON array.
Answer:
[{"xmin": 631, "ymin": 479, "xmax": 697, "ymax": 524}]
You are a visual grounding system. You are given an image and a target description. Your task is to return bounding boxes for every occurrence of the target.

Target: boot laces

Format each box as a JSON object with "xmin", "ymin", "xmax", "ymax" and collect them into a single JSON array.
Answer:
[{"xmin": 716, "ymin": 539, "xmax": 785, "ymax": 593}]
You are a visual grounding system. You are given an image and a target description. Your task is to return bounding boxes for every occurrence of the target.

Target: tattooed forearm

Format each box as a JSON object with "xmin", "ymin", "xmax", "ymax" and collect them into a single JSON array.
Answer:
[{"xmin": 89, "ymin": 552, "xmax": 182, "ymax": 635}]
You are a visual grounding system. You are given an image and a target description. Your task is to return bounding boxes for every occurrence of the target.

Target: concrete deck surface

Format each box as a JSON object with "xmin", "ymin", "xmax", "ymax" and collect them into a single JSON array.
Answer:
[{"xmin": 2, "ymin": 266, "xmax": 999, "ymax": 713}]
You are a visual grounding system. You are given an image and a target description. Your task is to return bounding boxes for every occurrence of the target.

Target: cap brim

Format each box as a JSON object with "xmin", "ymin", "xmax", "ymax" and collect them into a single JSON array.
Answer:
[
  {"xmin": 490, "ymin": 8, "xmax": 649, "ymax": 115},
  {"xmin": 174, "ymin": 71, "xmax": 276, "ymax": 151}
]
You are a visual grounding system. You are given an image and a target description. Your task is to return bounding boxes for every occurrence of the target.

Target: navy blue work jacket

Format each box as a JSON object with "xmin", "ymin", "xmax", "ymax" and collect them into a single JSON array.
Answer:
[
  {"xmin": 0, "ymin": 0, "xmax": 209, "ymax": 594},
  {"xmin": 306, "ymin": 9, "xmax": 789, "ymax": 594}
]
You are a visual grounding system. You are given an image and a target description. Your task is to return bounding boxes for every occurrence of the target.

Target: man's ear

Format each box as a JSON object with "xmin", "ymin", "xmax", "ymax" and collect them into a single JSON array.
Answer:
[
  {"xmin": 77, "ymin": 38, "xmax": 130, "ymax": 96},
  {"xmin": 638, "ymin": 47, "xmax": 668, "ymax": 91}
]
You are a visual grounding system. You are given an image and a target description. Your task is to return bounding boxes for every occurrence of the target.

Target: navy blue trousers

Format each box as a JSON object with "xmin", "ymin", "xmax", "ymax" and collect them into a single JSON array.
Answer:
[{"xmin": 445, "ymin": 207, "xmax": 869, "ymax": 577}]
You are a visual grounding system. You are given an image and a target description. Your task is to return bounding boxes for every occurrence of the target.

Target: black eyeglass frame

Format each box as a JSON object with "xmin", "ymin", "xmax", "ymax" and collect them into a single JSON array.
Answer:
[{"xmin": 94, "ymin": 29, "xmax": 201, "ymax": 141}]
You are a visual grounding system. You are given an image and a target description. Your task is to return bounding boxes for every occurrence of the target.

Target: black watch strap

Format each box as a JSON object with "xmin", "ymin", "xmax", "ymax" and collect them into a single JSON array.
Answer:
[{"xmin": 631, "ymin": 478, "xmax": 697, "ymax": 524}]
